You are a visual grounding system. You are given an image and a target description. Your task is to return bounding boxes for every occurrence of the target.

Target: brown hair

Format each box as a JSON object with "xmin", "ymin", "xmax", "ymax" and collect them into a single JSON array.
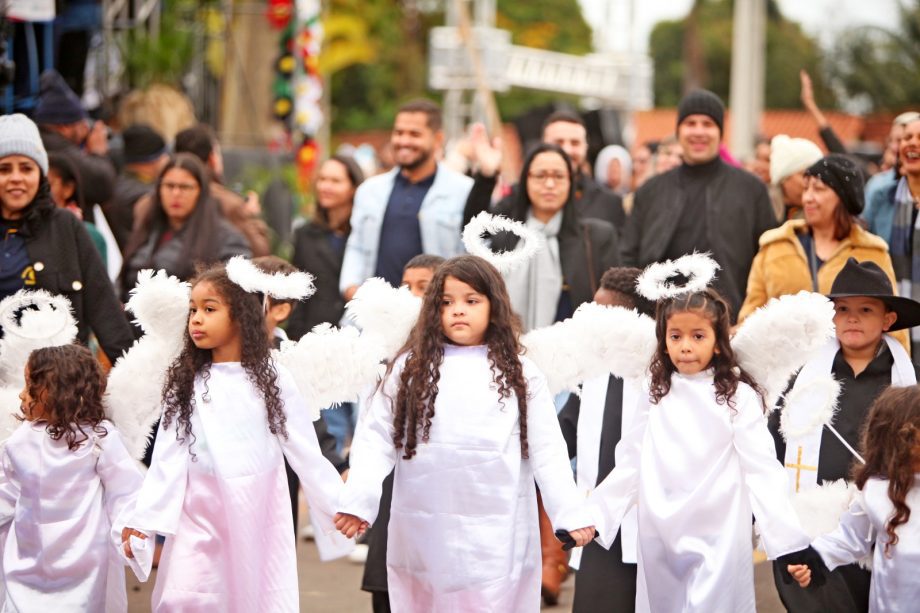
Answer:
[
  {"xmin": 396, "ymin": 99, "xmax": 443, "ymax": 132},
  {"xmin": 649, "ymin": 288, "xmax": 763, "ymax": 410},
  {"xmin": 387, "ymin": 255, "xmax": 529, "ymax": 459},
  {"xmin": 853, "ymin": 385, "xmax": 920, "ymax": 556},
  {"xmin": 25, "ymin": 344, "xmax": 108, "ymax": 450},
  {"xmin": 313, "ymin": 154, "xmax": 364, "ymax": 233},
  {"xmin": 599, "ymin": 267, "xmax": 656, "ymax": 317},
  {"xmin": 162, "ymin": 263, "xmax": 286, "ymax": 453}
]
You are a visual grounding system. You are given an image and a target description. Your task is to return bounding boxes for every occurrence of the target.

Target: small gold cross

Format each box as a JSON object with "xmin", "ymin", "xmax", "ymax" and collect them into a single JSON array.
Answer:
[{"xmin": 785, "ymin": 446, "xmax": 817, "ymax": 493}]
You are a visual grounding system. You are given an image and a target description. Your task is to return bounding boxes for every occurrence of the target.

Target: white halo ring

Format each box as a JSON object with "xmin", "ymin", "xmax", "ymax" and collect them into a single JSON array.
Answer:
[
  {"xmin": 0, "ymin": 290, "xmax": 74, "ymax": 340},
  {"xmin": 462, "ymin": 212, "xmax": 545, "ymax": 275},
  {"xmin": 226, "ymin": 256, "xmax": 316, "ymax": 300},
  {"xmin": 636, "ymin": 252, "xmax": 720, "ymax": 301}
]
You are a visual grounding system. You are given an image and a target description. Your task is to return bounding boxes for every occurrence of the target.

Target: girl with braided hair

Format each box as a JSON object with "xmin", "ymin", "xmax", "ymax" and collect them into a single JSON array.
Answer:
[{"xmin": 336, "ymin": 255, "xmax": 593, "ymax": 612}]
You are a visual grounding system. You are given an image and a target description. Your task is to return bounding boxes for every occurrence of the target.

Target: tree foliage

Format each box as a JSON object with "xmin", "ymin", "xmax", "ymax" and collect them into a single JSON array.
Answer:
[
  {"xmin": 327, "ymin": 0, "xmax": 593, "ymax": 131},
  {"xmin": 648, "ymin": 0, "xmax": 833, "ymax": 108},
  {"xmin": 827, "ymin": 0, "xmax": 920, "ymax": 112}
]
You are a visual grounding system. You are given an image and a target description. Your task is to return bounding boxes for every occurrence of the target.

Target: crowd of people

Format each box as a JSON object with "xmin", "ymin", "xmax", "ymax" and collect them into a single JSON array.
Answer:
[{"xmin": 0, "ymin": 62, "xmax": 917, "ymax": 613}]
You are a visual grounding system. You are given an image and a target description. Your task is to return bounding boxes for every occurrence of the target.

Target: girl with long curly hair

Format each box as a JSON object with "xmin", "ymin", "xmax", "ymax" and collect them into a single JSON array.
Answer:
[
  {"xmin": 335, "ymin": 255, "xmax": 594, "ymax": 612},
  {"xmin": 790, "ymin": 384, "xmax": 920, "ymax": 609},
  {"xmin": 0, "ymin": 344, "xmax": 144, "ymax": 611},
  {"xmin": 120, "ymin": 263, "xmax": 346, "ymax": 612},
  {"xmin": 590, "ymin": 287, "xmax": 822, "ymax": 612}
]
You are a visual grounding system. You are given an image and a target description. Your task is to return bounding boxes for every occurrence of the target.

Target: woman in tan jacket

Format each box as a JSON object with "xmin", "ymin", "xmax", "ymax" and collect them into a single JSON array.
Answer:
[{"xmin": 739, "ymin": 154, "xmax": 909, "ymax": 349}]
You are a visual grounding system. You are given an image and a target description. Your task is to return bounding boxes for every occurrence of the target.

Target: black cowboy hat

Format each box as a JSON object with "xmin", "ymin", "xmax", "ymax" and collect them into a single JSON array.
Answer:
[{"xmin": 827, "ymin": 258, "xmax": 920, "ymax": 331}]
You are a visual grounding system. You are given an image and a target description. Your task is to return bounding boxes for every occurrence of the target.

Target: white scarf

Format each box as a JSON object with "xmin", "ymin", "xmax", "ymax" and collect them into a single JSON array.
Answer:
[
  {"xmin": 504, "ymin": 211, "xmax": 563, "ymax": 332},
  {"xmin": 570, "ymin": 374, "xmax": 640, "ymax": 568},
  {"xmin": 780, "ymin": 335, "xmax": 915, "ymax": 494}
]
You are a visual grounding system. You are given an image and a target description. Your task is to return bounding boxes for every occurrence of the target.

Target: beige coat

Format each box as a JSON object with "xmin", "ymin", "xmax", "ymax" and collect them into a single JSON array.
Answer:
[{"xmin": 739, "ymin": 219, "xmax": 908, "ymax": 350}]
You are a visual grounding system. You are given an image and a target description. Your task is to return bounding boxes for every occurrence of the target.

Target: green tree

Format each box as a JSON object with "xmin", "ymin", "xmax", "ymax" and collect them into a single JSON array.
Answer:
[
  {"xmin": 649, "ymin": 0, "xmax": 833, "ymax": 108},
  {"xmin": 827, "ymin": 0, "xmax": 920, "ymax": 112}
]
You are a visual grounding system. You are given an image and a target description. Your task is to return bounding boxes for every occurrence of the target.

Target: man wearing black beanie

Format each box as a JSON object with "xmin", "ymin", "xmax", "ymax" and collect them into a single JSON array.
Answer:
[{"xmin": 621, "ymin": 89, "xmax": 777, "ymax": 319}]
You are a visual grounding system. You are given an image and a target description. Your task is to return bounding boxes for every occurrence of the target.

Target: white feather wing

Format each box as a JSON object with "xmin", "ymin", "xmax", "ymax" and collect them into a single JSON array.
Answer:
[
  {"xmin": 105, "ymin": 270, "xmax": 190, "ymax": 460},
  {"xmin": 345, "ymin": 278, "xmax": 421, "ymax": 359},
  {"xmin": 732, "ymin": 291, "xmax": 836, "ymax": 408},
  {"xmin": 523, "ymin": 304, "xmax": 656, "ymax": 395}
]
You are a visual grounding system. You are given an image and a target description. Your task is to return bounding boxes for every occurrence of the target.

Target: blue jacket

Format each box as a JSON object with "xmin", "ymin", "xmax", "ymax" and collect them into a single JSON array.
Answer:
[
  {"xmin": 339, "ymin": 164, "xmax": 473, "ymax": 292},
  {"xmin": 862, "ymin": 173, "xmax": 899, "ymax": 245}
]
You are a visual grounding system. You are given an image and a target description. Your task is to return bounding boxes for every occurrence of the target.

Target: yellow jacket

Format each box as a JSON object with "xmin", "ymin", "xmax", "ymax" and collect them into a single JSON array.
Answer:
[{"xmin": 739, "ymin": 219, "xmax": 909, "ymax": 350}]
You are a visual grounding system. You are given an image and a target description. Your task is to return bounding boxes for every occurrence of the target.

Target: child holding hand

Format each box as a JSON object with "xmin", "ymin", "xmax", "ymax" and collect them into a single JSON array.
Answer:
[
  {"xmin": 336, "ymin": 255, "xmax": 594, "ymax": 612},
  {"xmin": 0, "ymin": 345, "xmax": 145, "ymax": 612},
  {"xmin": 789, "ymin": 384, "xmax": 920, "ymax": 610}
]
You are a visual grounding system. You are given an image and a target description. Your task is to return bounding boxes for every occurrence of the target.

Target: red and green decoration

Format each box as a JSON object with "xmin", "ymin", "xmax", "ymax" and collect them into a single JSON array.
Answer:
[{"xmin": 267, "ymin": 0, "xmax": 324, "ymax": 190}]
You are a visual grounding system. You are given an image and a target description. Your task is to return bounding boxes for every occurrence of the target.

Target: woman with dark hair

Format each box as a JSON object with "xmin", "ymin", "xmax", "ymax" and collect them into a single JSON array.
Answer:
[
  {"xmin": 739, "ymin": 154, "xmax": 904, "ymax": 347},
  {"xmin": 465, "ymin": 141, "xmax": 621, "ymax": 332},
  {"xmin": 0, "ymin": 114, "xmax": 133, "ymax": 363},
  {"xmin": 120, "ymin": 153, "xmax": 250, "ymax": 298},
  {"xmin": 47, "ymin": 153, "xmax": 107, "ymax": 262},
  {"xmin": 286, "ymin": 155, "xmax": 365, "ymax": 339}
]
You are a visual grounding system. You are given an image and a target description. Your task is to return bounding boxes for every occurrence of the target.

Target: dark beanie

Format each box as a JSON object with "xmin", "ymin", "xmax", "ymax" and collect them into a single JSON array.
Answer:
[
  {"xmin": 123, "ymin": 124, "xmax": 167, "ymax": 164},
  {"xmin": 32, "ymin": 70, "xmax": 87, "ymax": 126},
  {"xmin": 804, "ymin": 154, "xmax": 865, "ymax": 215},
  {"xmin": 677, "ymin": 89, "xmax": 725, "ymax": 134}
]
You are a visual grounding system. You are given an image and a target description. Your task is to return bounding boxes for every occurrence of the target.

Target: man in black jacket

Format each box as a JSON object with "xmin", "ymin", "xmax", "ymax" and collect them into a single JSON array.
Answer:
[
  {"xmin": 621, "ymin": 89, "xmax": 777, "ymax": 319},
  {"xmin": 494, "ymin": 111, "xmax": 626, "ymax": 234}
]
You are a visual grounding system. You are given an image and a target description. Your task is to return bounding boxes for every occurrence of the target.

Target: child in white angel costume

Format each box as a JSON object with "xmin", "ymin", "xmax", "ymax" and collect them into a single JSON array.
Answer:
[
  {"xmin": 0, "ymin": 345, "xmax": 145, "ymax": 612},
  {"xmin": 789, "ymin": 384, "xmax": 920, "ymax": 612},
  {"xmin": 335, "ymin": 255, "xmax": 595, "ymax": 613},
  {"xmin": 119, "ymin": 262, "xmax": 348, "ymax": 612},
  {"xmin": 588, "ymin": 272, "xmax": 827, "ymax": 612}
]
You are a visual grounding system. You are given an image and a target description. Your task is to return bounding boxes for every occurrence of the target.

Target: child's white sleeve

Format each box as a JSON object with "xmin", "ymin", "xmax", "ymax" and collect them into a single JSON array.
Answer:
[
  {"xmin": 0, "ymin": 448, "xmax": 18, "ymax": 529},
  {"xmin": 731, "ymin": 386, "xmax": 811, "ymax": 559},
  {"xmin": 524, "ymin": 365, "xmax": 593, "ymax": 532},
  {"xmin": 586, "ymin": 391, "xmax": 649, "ymax": 549},
  {"xmin": 275, "ymin": 368, "xmax": 353, "ymax": 559},
  {"xmin": 124, "ymin": 417, "xmax": 189, "ymax": 537},
  {"xmin": 337, "ymin": 376, "xmax": 399, "ymax": 525},
  {"xmin": 812, "ymin": 494, "xmax": 874, "ymax": 571}
]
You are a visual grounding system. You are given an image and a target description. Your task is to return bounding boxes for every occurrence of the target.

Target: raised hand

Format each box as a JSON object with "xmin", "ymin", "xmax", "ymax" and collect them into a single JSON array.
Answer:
[{"xmin": 468, "ymin": 123, "xmax": 503, "ymax": 178}]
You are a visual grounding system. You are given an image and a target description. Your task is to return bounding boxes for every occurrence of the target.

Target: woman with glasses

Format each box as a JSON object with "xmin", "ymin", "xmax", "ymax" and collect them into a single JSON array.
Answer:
[
  {"xmin": 465, "ymin": 141, "xmax": 620, "ymax": 332},
  {"xmin": 120, "ymin": 153, "xmax": 250, "ymax": 299}
]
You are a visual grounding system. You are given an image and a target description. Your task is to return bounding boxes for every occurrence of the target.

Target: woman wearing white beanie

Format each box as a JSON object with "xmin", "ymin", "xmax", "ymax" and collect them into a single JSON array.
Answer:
[
  {"xmin": 0, "ymin": 114, "xmax": 133, "ymax": 362},
  {"xmin": 770, "ymin": 134, "xmax": 824, "ymax": 220}
]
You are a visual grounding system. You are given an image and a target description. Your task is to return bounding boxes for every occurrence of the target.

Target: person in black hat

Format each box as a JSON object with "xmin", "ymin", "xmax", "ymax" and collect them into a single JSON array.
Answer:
[
  {"xmin": 621, "ymin": 88, "xmax": 777, "ymax": 320},
  {"xmin": 33, "ymin": 70, "xmax": 116, "ymax": 210},
  {"xmin": 109, "ymin": 124, "xmax": 168, "ymax": 250},
  {"xmin": 767, "ymin": 257, "xmax": 920, "ymax": 613}
]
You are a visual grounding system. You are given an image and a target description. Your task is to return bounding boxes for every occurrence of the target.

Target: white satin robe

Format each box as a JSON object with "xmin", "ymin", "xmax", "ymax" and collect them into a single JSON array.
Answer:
[
  {"xmin": 813, "ymin": 476, "xmax": 920, "ymax": 612},
  {"xmin": 123, "ymin": 362, "xmax": 346, "ymax": 613},
  {"xmin": 339, "ymin": 344, "xmax": 591, "ymax": 613},
  {"xmin": 0, "ymin": 421, "xmax": 144, "ymax": 613},
  {"xmin": 589, "ymin": 372, "xmax": 810, "ymax": 613}
]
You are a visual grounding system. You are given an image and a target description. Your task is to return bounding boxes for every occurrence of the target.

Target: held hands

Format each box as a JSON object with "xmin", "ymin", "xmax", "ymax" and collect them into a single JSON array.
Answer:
[
  {"xmin": 121, "ymin": 527, "xmax": 148, "ymax": 559},
  {"xmin": 334, "ymin": 512, "xmax": 369, "ymax": 538},
  {"xmin": 554, "ymin": 526, "xmax": 597, "ymax": 551},
  {"xmin": 787, "ymin": 564, "xmax": 811, "ymax": 588},
  {"xmin": 777, "ymin": 545, "xmax": 827, "ymax": 589}
]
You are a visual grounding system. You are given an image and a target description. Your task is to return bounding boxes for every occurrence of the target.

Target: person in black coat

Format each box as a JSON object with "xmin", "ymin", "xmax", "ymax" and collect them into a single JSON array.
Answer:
[
  {"xmin": 620, "ymin": 89, "xmax": 777, "ymax": 320},
  {"xmin": 287, "ymin": 155, "xmax": 365, "ymax": 340},
  {"xmin": 0, "ymin": 114, "xmax": 133, "ymax": 363},
  {"xmin": 464, "ymin": 141, "xmax": 620, "ymax": 331}
]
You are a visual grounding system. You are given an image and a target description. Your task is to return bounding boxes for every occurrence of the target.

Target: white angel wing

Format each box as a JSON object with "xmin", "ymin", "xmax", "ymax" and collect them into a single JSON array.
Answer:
[
  {"xmin": 105, "ymin": 270, "xmax": 191, "ymax": 460},
  {"xmin": 522, "ymin": 303, "xmax": 657, "ymax": 395},
  {"xmin": 732, "ymin": 291, "xmax": 836, "ymax": 408},
  {"xmin": 278, "ymin": 278, "xmax": 421, "ymax": 419}
]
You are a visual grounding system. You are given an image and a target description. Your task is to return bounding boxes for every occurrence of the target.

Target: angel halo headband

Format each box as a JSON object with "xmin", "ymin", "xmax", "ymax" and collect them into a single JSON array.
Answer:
[
  {"xmin": 636, "ymin": 252, "xmax": 719, "ymax": 302},
  {"xmin": 462, "ymin": 212, "xmax": 546, "ymax": 275},
  {"xmin": 225, "ymin": 256, "xmax": 316, "ymax": 301}
]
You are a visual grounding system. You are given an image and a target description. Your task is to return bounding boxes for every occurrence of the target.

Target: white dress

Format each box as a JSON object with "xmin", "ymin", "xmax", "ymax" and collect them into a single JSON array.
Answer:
[
  {"xmin": 339, "ymin": 344, "xmax": 590, "ymax": 613},
  {"xmin": 589, "ymin": 371, "xmax": 810, "ymax": 613},
  {"xmin": 813, "ymin": 476, "xmax": 920, "ymax": 612},
  {"xmin": 0, "ymin": 420, "xmax": 144, "ymax": 613},
  {"xmin": 123, "ymin": 362, "xmax": 346, "ymax": 613}
]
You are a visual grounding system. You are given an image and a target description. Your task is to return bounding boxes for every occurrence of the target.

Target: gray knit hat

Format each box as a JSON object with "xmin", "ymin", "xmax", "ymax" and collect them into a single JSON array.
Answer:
[{"xmin": 0, "ymin": 114, "xmax": 49, "ymax": 175}]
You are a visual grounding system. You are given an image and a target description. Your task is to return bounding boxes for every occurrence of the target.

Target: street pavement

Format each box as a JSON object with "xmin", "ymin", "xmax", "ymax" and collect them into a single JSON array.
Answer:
[{"xmin": 126, "ymin": 536, "xmax": 786, "ymax": 611}]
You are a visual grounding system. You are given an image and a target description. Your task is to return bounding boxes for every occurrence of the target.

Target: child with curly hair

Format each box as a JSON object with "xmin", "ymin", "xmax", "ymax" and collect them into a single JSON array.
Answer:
[
  {"xmin": 335, "ymin": 255, "xmax": 594, "ymax": 612},
  {"xmin": 0, "ymin": 344, "xmax": 144, "ymax": 612},
  {"xmin": 789, "ymin": 384, "xmax": 920, "ymax": 610},
  {"xmin": 120, "ymin": 263, "xmax": 346, "ymax": 612},
  {"xmin": 589, "ymin": 287, "xmax": 823, "ymax": 612}
]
